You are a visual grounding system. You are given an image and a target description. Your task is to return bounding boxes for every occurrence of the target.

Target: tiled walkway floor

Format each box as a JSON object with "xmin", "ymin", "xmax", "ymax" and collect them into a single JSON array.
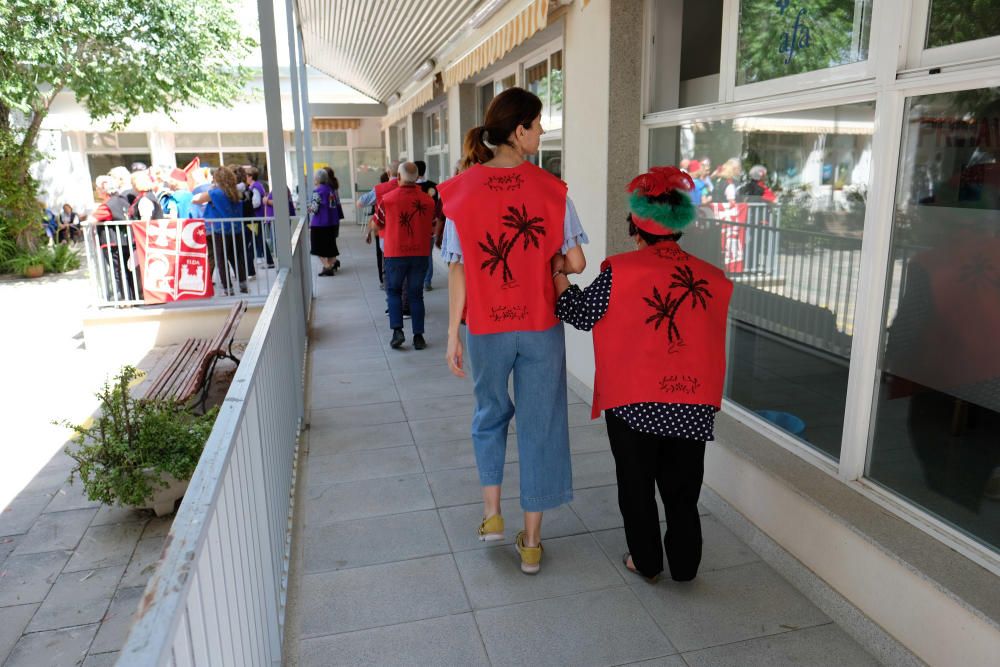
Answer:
[{"xmin": 288, "ymin": 235, "xmax": 881, "ymax": 667}]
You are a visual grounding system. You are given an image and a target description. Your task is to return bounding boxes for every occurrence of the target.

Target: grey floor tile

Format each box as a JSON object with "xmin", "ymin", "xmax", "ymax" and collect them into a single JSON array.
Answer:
[
  {"xmin": 26, "ymin": 565, "xmax": 125, "ymax": 633},
  {"xmin": 438, "ymin": 498, "xmax": 586, "ymax": 552},
  {"xmin": 120, "ymin": 536, "xmax": 165, "ymax": 589},
  {"xmin": 0, "ymin": 536, "xmax": 19, "ymax": 566},
  {"xmin": 82, "ymin": 652, "xmax": 120, "ymax": 667},
  {"xmin": 681, "ymin": 623, "xmax": 879, "ymax": 666},
  {"xmin": 567, "ymin": 402, "xmax": 601, "ymax": 427},
  {"xmin": 632, "ymin": 561, "xmax": 830, "ymax": 652},
  {"xmin": 454, "ymin": 533, "xmax": 624, "ymax": 609},
  {"xmin": 426, "ymin": 463, "xmax": 520, "ymax": 508},
  {"xmin": 309, "ymin": 420, "xmax": 414, "ymax": 455},
  {"xmin": 0, "ymin": 603, "xmax": 39, "ymax": 661},
  {"xmin": 299, "ymin": 554, "xmax": 470, "ymax": 637},
  {"xmin": 90, "ymin": 505, "xmax": 151, "ymax": 527},
  {"xmin": 570, "ymin": 485, "xmax": 624, "ymax": 532},
  {"xmin": 64, "ymin": 522, "xmax": 145, "ymax": 573},
  {"xmin": 310, "ymin": 370, "xmax": 395, "ymax": 393},
  {"xmin": 0, "ymin": 550, "xmax": 72, "ymax": 606},
  {"xmin": 592, "ymin": 515, "xmax": 759, "ymax": 581},
  {"xmin": 395, "ymin": 376, "xmax": 469, "ymax": 401},
  {"xmin": 620, "ymin": 657, "xmax": 688, "ymax": 667},
  {"xmin": 402, "ymin": 393, "xmax": 477, "ymax": 420},
  {"xmin": 304, "ymin": 474, "xmax": 434, "ymax": 526},
  {"xmin": 417, "ymin": 437, "xmax": 517, "ymax": 472},
  {"xmin": 306, "ymin": 446, "xmax": 423, "ymax": 486},
  {"xmin": 311, "ymin": 354, "xmax": 388, "ymax": 376},
  {"xmin": 299, "ymin": 613, "xmax": 489, "ymax": 667},
  {"xmin": 409, "ymin": 414, "xmax": 482, "ymax": 444},
  {"xmin": 303, "ymin": 510, "xmax": 449, "ymax": 573},
  {"xmin": 475, "ymin": 587, "xmax": 674, "ymax": 667},
  {"xmin": 572, "ymin": 450, "xmax": 618, "ymax": 489},
  {"xmin": 569, "ymin": 423, "xmax": 611, "ymax": 454},
  {"xmin": 43, "ymin": 483, "xmax": 102, "ymax": 513},
  {"xmin": 0, "ymin": 493, "xmax": 53, "ymax": 537},
  {"xmin": 12, "ymin": 508, "xmax": 97, "ymax": 556},
  {"xmin": 89, "ymin": 585, "xmax": 144, "ymax": 654},
  {"xmin": 310, "ymin": 402, "xmax": 406, "ymax": 428},
  {"xmin": 141, "ymin": 517, "xmax": 172, "ymax": 540},
  {"xmin": 4, "ymin": 623, "xmax": 98, "ymax": 667},
  {"xmin": 310, "ymin": 382, "xmax": 400, "ymax": 410}
]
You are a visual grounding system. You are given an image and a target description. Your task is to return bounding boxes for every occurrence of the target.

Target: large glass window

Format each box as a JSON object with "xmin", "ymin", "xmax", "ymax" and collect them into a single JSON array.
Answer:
[
  {"xmin": 736, "ymin": 0, "xmax": 872, "ymax": 86},
  {"xmin": 651, "ymin": 0, "xmax": 724, "ymax": 110},
  {"xmin": 925, "ymin": 0, "xmax": 1000, "ymax": 49},
  {"xmin": 868, "ymin": 87, "xmax": 1000, "ymax": 552},
  {"xmin": 353, "ymin": 148, "xmax": 386, "ymax": 196},
  {"xmin": 175, "ymin": 152, "xmax": 222, "ymax": 169},
  {"xmin": 312, "ymin": 150, "xmax": 352, "ymax": 196},
  {"xmin": 649, "ymin": 101, "xmax": 875, "ymax": 459}
]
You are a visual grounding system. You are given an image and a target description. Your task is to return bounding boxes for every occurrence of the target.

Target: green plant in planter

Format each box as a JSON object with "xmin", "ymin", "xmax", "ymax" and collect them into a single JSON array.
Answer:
[
  {"xmin": 59, "ymin": 366, "xmax": 218, "ymax": 508},
  {"xmin": 4, "ymin": 247, "xmax": 51, "ymax": 275},
  {"xmin": 44, "ymin": 243, "xmax": 81, "ymax": 273}
]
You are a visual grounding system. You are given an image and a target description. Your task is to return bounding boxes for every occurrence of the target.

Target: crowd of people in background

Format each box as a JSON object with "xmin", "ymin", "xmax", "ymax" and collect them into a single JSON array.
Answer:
[
  {"xmin": 81, "ymin": 159, "xmax": 297, "ymax": 299},
  {"xmin": 679, "ymin": 157, "xmax": 777, "ymax": 207}
]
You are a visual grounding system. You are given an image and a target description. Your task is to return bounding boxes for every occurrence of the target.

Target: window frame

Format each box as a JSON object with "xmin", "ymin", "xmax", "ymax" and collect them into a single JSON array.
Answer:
[
  {"xmin": 904, "ymin": 0, "xmax": 1000, "ymax": 71},
  {"xmin": 641, "ymin": 0, "xmax": 1000, "ymax": 573}
]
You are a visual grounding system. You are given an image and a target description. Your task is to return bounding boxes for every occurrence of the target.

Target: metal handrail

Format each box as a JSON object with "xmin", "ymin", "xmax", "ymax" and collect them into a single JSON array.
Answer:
[{"xmin": 118, "ymin": 219, "xmax": 310, "ymax": 665}]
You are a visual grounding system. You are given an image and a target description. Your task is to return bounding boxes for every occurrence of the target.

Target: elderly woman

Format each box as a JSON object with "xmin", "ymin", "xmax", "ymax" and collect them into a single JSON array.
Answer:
[
  {"xmin": 553, "ymin": 167, "xmax": 733, "ymax": 583},
  {"xmin": 309, "ymin": 168, "xmax": 343, "ymax": 276}
]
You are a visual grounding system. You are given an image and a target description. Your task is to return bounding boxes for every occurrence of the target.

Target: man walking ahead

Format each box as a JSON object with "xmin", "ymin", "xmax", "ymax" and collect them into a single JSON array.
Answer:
[{"xmin": 378, "ymin": 162, "xmax": 436, "ymax": 350}]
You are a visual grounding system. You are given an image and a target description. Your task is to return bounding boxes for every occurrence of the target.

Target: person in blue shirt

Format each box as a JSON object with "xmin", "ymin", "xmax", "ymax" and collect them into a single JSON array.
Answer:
[{"xmin": 193, "ymin": 166, "xmax": 246, "ymax": 295}]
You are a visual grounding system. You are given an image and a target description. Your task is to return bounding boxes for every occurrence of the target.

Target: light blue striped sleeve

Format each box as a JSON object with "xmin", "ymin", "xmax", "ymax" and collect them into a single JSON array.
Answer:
[
  {"xmin": 561, "ymin": 196, "xmax": 589, "ymax": 254},
  {"xmin": 358, "ymin": 189, "xmax": 377, "ymax": 207},
  {"xmin": 440, "ymin": 218, "xmax": 463, "ymax": 264}
]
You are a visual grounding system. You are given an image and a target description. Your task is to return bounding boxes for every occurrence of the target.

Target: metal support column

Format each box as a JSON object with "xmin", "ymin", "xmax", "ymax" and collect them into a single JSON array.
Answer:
[
  {"xmin": 286, "ymin": 0, "xmax": 307, "ymax": 217},
  {"xmin": 297, "ymin": 28, "xmax": 315, "ymax": 206},
  {"xmin": 257, "ymin": 0, "xmax": 293, "ymax": 269}
]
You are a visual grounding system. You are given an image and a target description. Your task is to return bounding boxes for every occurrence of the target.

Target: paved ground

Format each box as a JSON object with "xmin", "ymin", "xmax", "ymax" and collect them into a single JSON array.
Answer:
[
  {"xmin": 0, "ymin": 266, "xmax": 240, "ymax": 665},
  {"xmin": 284, "ymin": 235, "xmax": 881, "ymax": 667}
]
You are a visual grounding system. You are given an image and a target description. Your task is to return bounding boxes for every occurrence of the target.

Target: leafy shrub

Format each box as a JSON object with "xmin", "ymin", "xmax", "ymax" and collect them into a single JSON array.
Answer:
[
  {"xmin": 3, "ymin": 247, "xmax": 50, "ymax": 275},
  {"xmin": 60, "ymin": 366, "xmax": 219, "ymax": 508},
  {"xmin": 44, "ymin": 243, "xmax": 81, "ymax": 273}
]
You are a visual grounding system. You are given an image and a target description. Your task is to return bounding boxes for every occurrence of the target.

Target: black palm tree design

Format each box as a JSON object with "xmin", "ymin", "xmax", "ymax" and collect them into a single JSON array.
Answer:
[
  {"xmin": 479, "ymin": 231, "xmax": 514, "ymax": 283},
  {"xmin": 669, "ymin": 264, "xmax": 713, "ymax": 311},
  {"xmin": 411, "ymin": 199, "xmax": 429, "ymax": 217},
  {"xmin": 644, "ymin": 264, "xmax": 714, "ymax": 344},
  {"xmin": 398, "ymin": 210, "xmax": 414, "ymax": 236},
  {"xmin": 501, "ymin": 204, "xmax": 546, "ymax": 251}
]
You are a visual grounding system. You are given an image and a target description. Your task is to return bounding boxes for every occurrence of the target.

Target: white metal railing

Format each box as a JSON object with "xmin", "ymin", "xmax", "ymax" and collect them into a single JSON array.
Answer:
[
  {"xmin": 118, "ymin": 219, "xmax": 311, "ymax": 666},
  {"xmin": 83, "ymin": 216, "xmax": 287, "ymax": 307}
]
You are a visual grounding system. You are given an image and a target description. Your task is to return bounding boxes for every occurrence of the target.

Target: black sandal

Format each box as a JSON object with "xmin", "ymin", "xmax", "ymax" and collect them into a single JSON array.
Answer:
[{"xmin": 622, "ymin": 552, "xmax": 658, "ymax": 583}]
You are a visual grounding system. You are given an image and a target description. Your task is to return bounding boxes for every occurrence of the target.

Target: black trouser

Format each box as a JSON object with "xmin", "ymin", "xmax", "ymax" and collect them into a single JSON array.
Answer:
[
  {"xmin": 605, "ymin": 412, "xmax": 706, "ymax": 581},
  {"xmin": 210, "ymin": 231, "xmax": 247, "ymax": 290},
  {"xmin": 375, "ymin": 237, "xmax": 384, "ymax": 284}
]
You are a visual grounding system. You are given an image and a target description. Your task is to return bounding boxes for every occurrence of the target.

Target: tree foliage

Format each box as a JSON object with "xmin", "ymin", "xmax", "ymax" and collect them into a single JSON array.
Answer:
[{"xmin": 926, "ymin": 0, "xmax": 1000, "ymax": 49}]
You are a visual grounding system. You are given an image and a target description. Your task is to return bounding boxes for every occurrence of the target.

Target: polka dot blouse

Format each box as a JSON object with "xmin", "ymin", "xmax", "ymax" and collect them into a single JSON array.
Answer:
[{"xmin": 555, "ymin": 266, "xmax": 716, "ymax": 441}]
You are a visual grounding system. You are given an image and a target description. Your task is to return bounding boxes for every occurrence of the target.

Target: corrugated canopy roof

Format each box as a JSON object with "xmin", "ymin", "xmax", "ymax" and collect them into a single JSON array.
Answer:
[{"xmin": 295, "ymin": 0, "xmax": 486, "ymax": 103}]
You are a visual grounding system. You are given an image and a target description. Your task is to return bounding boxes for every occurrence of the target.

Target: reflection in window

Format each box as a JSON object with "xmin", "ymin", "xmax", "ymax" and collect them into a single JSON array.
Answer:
[
  {"xmin": 353, "ymin": 148, "xmax": 386, "ymax": 195},
  {"xmin": 737, "ymin": 0, "xmax": 872, "ymax": 86},
  {"xmin": 650, "ymin": 102, "xmax": 875, "ymax": 459},
  {"xmin": 869, "ymin": 88, "xmax": 1000, "ymax": 553},
  {"xmin": 222, "ymin": 152, "xmax": 269, "ymax": 183},
  {"xmin": 926, "ymin": 0, "xmax": 1000, "ymax": 49},
  {"xmin": 311, "ymin": 150, "xmax": 352, "ymax": 196},
  {"xmin": 176, "ymin": 152, "xmax": 222, "ymax": 170}
]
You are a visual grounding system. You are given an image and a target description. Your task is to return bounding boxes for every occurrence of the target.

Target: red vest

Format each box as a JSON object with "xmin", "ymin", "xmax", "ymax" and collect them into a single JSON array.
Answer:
[
  {"xmin": 381, "ymin": 185, "xmax": 435, "ymax": 257},
  {"xmin": 439, "ymin": 162, "xmax": 566, "ymax": 334},
  {"xmin": 373, "ymin": 179, "xmax": 399, "ymax": 237},
  {"xmin": 591, "ymin": 243, "xmax": 733, "ymax": 418}
]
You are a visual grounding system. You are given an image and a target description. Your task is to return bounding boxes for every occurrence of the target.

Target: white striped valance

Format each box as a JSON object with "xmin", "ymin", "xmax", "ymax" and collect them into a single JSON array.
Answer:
[
  {"xmin": 443, "ymin": 0, "xmax": 549, "ymax": 90},
  {"xmin": 312, "ymin": 118, "xmax": 362, "ymax": 130},
  {"xmin": 380, "ymin": 81, "xmax": 436, "ymax": 130}
]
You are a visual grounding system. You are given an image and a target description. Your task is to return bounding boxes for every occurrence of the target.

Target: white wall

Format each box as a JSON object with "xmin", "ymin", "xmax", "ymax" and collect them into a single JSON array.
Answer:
[{"xmin": 562, "ymin": 0, "xmax": 612, "ymax": 395}]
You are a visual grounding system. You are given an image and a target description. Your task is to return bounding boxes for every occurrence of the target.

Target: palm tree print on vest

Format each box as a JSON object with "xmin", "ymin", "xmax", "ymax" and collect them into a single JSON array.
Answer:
[
  {"xmin": 398, "ymin": 210, "xmax": 414, "ymax": 236},
  {"xmin": 644, "ymin": 264, "xmax": 713, "ymax": 346},
  {"xmin": 478, "ymin": 204, "xmax": 547, "ymax": 287}
]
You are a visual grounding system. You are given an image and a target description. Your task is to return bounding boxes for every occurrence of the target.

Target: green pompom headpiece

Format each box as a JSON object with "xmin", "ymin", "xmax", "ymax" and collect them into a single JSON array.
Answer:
[{"xmin": 626, "ymin": 166, "xmax": 698, "ymax": 235}]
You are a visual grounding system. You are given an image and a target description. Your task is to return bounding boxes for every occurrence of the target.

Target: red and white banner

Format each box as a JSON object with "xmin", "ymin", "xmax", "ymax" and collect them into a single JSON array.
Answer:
[
  {"xmin": 710, "ymin": 202, "xmax": 748, "ymax": 274},
  {"xmin": 132, "ymin": 219, "xmax": 214, "ymax": 304}
]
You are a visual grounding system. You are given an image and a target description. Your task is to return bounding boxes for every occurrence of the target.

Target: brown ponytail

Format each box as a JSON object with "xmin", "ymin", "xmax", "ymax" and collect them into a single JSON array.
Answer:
[{"xmin": 461, "ymin": 87, "xmax": 544, "ymax": 168}]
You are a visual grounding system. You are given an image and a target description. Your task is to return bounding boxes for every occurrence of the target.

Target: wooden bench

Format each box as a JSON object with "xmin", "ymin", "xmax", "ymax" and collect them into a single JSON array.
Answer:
[{"xmin": 143, "ymin": 301, "xmax": 247, "ymax": 410}]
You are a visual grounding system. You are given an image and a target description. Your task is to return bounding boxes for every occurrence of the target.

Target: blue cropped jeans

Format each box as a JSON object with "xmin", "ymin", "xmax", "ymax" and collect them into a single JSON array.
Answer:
[{"xmin": 465, "ymin": 322, "xmax": 573, "ymax": 512}]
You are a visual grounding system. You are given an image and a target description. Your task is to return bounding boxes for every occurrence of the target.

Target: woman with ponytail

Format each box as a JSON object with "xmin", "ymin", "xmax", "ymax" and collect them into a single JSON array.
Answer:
[{"xmin": 438, "ymin": 87, "xmax": 588, "ymax": 575}]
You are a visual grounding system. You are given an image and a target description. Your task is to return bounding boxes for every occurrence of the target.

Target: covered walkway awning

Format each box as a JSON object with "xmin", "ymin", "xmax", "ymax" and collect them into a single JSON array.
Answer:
[{"xmin": 295, "ymin": 0, "xmax": 557, "ymax": 107}]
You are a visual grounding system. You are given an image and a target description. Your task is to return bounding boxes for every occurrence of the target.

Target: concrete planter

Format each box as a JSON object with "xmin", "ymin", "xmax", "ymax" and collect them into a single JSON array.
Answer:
[{"xmin": 144, "ymin": 472, "xmax": 190, "ymax": 517}]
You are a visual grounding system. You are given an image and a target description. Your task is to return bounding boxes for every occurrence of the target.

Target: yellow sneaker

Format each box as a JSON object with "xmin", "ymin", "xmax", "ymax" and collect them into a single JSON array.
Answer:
[
  {"xmin": 478, "ymin": 514, "xmax": 504, "ymax": 542},
  {"xmin": 515, "ymin": 531, "xmax": 543, "ymax": 574}
]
